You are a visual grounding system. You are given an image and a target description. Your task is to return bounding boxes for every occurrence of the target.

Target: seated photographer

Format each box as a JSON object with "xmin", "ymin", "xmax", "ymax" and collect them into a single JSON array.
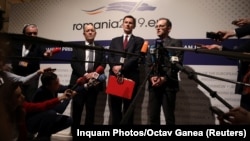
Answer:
[
  {"xmin": 218, "ymin": 106, "xmax": 250, "ymax": 125},
  {"xmin": 4, "ymin": 82, "xmax": 74, "ymax": 141},
  {"xmin": 27, "ymin": 71, "xmax": 77, "ymax": 141}
]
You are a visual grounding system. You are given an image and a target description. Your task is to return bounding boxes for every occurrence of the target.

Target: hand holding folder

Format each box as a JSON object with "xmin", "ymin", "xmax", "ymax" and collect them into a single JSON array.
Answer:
[{"xmin": 106, "ymin": 75, "xmax": 135, "ymax": 99}]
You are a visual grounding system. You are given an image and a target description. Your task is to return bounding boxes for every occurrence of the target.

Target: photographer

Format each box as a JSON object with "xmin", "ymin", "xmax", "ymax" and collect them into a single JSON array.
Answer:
[
  {"xmin": 200, "ymin": 18, "xmax": 250, "ymax": 111},
  {"xmin": 146, "ymin": 18, "xmax": 184, "ymax": 125}
]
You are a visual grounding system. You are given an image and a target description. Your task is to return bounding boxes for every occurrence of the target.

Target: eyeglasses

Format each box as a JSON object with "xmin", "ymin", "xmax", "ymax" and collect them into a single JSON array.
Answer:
[
  {"xmin": 155, "ymin": 24, "xmax": 166, "ymax": 29},
  {"xmin": 25, "ymin": 32, "xmax": 38, "ymax": 36}
]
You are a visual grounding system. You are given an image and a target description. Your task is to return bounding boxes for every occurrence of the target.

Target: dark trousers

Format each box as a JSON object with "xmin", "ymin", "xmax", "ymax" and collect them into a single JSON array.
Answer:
[
  {"xmin": 148, "ymin": 86, "xmax": 177, "ymax": 125},
  {"xmin": 71, "ymin": 88, "xmax": 98, "ymax": 141},
  {"xmin": 26, "ymin": 110, "xmax": 72, "ymax": 137},
  {"xmin": 109, "ymin": 82, "xmax": 138, "ymax": 125}
]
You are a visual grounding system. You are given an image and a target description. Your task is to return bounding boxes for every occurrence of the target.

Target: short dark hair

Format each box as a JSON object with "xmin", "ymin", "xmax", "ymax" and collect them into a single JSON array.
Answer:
[
  {"xmin": 158, "ymin": 18, "xmax": 172, "ymax": 28},
  {"xmin": 41, "ymin": 72, "xmax": 58, "ymax": 87},
  {"xmin": 123, "ymin": 15, "xmax": 136, "ymax": 27},
  {"xmin": 22, "ymin": 24, "xmax": 38, "ymax": 34}
]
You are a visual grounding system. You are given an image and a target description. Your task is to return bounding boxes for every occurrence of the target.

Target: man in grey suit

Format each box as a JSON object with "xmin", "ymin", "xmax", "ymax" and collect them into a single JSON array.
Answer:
[
  {"xmin": 70, "ymin": 23, "xmax": 106, "ymax": 141},
  {"xmin": 146, "ymin": 18, "xmax": 184, "ymax": 125},
  {"xmin": 108, "ymin": 15, "xmax": 144, "ymax": 125}
]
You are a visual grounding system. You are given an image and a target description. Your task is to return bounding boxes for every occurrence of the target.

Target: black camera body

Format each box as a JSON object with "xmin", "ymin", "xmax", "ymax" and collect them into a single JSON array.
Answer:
[{"xmin": 206, "ymin": 32, "xmax": 222, "ymax": 41}]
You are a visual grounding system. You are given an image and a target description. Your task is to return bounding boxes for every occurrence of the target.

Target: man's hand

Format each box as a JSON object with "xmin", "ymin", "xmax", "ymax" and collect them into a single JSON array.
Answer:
[
  {"xmin": 43, "ymin": 50, "xmax": 53, "ymax": 57},
  {"xmin": 37, "ymin": 67, "xmax": 54, "ymax": 75},
  {"xmin": 112, "ymin": 65, "xmax": 122, "ymax": 75},
  {"xmin": 219, "ymin": 107, "xmax": 250, "ymax": 125},
  {"xmin": 199, "ymin": 44, "xmax": 222, "ymax": 50},
  {"xmin": 217, "ymin": 30, "xmax": 236, "ymax": 40},
  {"xmin": 232, "ymin": 18, "xmax": 250, "ymax": 27},
  {"xmin": 84, "ymin": 72, "xmax": 96, "ymax": 79},
  {"xmin": 150, "ymin": 76, "xmax": 166, "ymax": 87}
]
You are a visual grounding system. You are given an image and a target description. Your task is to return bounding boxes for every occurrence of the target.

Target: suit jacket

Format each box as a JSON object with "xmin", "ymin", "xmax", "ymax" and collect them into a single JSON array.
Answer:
[
  {"xmin": 108, "ymin": 35, "xmax": 144, "ymax": 82},
  {"xmin": 146, "ymin": 37, "xmax": 183, "ymax": 91},
  {"xmin": 235, "ymin": 24, "xmax": 250, "ymax": 38},
  {"xmin": 10, "ymin": 42, "xmax": 46, "ymax": 76},
  {"xmin": 69, "ymin": 41, "xmax": 106, "ymax": 87}
]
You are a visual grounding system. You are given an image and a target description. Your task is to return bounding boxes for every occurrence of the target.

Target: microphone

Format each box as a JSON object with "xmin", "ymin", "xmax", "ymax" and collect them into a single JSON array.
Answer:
[
  {"xmin": 170, "ymin": 56, "xmax": 179, "ymax": 63},
  {"xmin": 170, "ymin": 56, "xmax": 184, "ymax": 72},
  {"xmin": 139, "ymin": 41, "xmax": 149, "ymax": 64},
  {"xmin": 87, "ymin": 73, "xmax": 107, "ymax": 88},
  {"xmin": 155, "ymin": 39, "xmax": 163, "ymax": 60},
  {"xmin": 78, "ymin": 65, "xmax": 105, "ymax": 89},
  {"xmin": 71, "ymin": 76, "xmax": 87, "ymax": 90},
  {"xmin": 149, "ymin": 45, "xmax": 156, "ymax": 63},
  {"xmin": 92, "ymin": 65, "xmax": 105, "ymax": 79},
  {"xmin": 140, "ymin": 41, "xmax": 149, "ymax": 55}
]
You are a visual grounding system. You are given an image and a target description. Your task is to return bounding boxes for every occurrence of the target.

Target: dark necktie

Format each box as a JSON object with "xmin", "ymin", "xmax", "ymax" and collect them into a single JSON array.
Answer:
[{"xmin": 123, "ymin": 35, "xmax": 128, "ymax": 49}]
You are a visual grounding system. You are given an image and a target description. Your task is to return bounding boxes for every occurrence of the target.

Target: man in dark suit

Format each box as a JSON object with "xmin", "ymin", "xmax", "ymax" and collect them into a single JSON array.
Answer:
[
  {"xmin": 69, "ymin": 23, "xmax": 106, "ymax": 141},
  {"xmin": 146, "ymin": 18, "xmax": 184, "ymax": 125},
  {"xmin": 10, "ymin": 24, "xmax": 52, "ymax": 101},
  {"xmin": 108, "ymin": 15, "xmax": 144, "ymax": 125},
  {"xmin": 200, "ymin": 20, "xmax": 250, "ymax": 111}
]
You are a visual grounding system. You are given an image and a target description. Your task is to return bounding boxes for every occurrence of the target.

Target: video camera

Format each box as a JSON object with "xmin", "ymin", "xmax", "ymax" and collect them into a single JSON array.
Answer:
[{"xmin": 206, "ymin": 32, "xmax": 223, "ymax": 41}]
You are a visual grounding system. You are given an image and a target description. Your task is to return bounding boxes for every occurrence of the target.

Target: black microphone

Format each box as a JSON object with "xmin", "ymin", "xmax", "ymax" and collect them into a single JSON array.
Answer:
[
  {"xmin": 149, "ymin": 44, "xmax": 156, "ymax": 63},
  {"xmin": 155, "ymin": 39, "xmax": 163, "ymax": 60},
  {"xmin": 170, "ymin": 56, "xmax": 184, "ymax": 72}
]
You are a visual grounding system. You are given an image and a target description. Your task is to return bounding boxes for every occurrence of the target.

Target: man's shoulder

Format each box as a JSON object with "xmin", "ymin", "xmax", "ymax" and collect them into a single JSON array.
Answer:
[
  {"xmin": 111, "ymin": 36, "xmax": 122, "ymax": 41},
  {"xmin": 169, "ymin": 37, "xmax": 183, "ymax": 44},
  {"xmin": 134, "ymin": 35, "xmax": 144, "ymax": 40}
]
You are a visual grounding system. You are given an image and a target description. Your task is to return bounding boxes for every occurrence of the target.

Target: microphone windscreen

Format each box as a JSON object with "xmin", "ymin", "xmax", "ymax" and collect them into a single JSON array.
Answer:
[
  {"xmin": 95, "ymin": 66, "xmax": 105, "ymax": 74},
  {"xmin": 76, "ymin": 76, "xmax": 87, "ymax": 85},
  {"xmin": 97, "ymin": 74, "xmax": 107, "ymax": 82},
  {"xmin": 141, "ymin": 41, "xmax": 148, "ymax": 54},
  {"xmin": 51, "ymin": 47, "xmax": 61, "ymax": 54}
]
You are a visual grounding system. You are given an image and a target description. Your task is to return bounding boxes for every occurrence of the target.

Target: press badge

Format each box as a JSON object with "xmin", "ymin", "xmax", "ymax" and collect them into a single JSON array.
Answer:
[
  {"xmin": 120, "ymin": 57, "xmax": 125, "ymax": 63},
  {"xmin": 19, "ymin": 61, "xmax": 28, "ymax": 67}
]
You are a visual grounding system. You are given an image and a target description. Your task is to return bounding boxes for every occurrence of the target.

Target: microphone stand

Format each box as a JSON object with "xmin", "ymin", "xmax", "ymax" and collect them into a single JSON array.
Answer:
[
  {"xmin": 193, "ymin": 71, "xmax": 250, "ymax": 87},
  {"xmin": 165, "ymin": 46, "xmax": 250, "ymax": 61},
  {"xmin": 120, "ymin": 63, "xmax": 155, "ymax": 125},
  {"xmin": 172, "ymin": 62, "xmax": 233, "ymax": 109}
]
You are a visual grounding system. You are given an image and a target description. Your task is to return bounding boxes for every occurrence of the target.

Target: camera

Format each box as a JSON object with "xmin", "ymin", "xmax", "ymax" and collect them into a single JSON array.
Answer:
[{"xmin": 206, "ymin": 32, "xmax": 222, "ymax": 41}]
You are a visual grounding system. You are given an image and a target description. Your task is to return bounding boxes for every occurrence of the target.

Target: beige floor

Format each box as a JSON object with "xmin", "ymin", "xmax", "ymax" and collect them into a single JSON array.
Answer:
[{"xmin": 51, "ymin": 134, "xmax": 72, "ymax": 141}]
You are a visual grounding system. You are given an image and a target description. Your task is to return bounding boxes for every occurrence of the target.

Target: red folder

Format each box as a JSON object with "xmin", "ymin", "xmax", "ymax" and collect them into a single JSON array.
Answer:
[{"xmin": 106, "ymin": 75, "xmax": 135, "ymax": 99}]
